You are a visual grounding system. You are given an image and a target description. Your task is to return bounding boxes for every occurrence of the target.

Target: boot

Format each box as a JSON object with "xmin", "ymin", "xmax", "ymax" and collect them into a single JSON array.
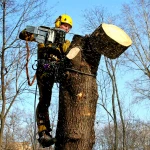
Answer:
[{"xmin": 38, "ymin": 130, "xmax": 57, "ymax": 148}]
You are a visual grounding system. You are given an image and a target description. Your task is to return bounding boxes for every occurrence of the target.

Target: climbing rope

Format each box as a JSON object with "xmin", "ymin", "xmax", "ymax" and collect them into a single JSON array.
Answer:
[
  {"xmin": 25, "ymin": 41, "xmax": 36, "ymax": 86},
  {"xmin": 33, "ymin": 83, "xmax": 38, "ymax": 149}
]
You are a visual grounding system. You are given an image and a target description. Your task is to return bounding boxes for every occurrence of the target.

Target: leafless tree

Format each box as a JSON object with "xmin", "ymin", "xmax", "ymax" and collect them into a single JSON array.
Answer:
[
  {"xmin": 0, "ymin": 0, "xmax": 53, "ymax": 149},
  {"xmin": 3, "ymin": 107, "xmax": 26, "ymax": 149},
  {"xmin": 120, "ymin": 0, "xmax": 150, "ymax": 102},
  {"xmin": 95, "ymin": 119, "xmax": 150, "ymax": 150}
]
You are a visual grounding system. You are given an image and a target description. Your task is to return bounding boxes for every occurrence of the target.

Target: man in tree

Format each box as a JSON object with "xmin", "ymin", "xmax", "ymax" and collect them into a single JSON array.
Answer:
[{"xmin": 19, "ymin": 14, "xmax": 73, "ymax": 148}]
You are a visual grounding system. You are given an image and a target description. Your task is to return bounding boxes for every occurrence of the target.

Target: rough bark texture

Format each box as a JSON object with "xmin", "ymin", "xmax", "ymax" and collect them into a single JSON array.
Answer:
[{"xmin": 55, "ymin": 24, "xmax": 132, "ymax": 150}]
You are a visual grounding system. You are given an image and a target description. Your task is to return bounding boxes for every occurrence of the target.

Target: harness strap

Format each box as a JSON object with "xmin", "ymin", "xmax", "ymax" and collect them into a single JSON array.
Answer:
[
  {"xmin": 25, "ymin": 41, "xmax": 36, "ymax": 86},
  {"xmin": 37, "ymin": 59, "xmax": 96, "ymax": 77},
  {"xmin": 66, "ymin": 68, "xmax": 96, "ymax": 77}
]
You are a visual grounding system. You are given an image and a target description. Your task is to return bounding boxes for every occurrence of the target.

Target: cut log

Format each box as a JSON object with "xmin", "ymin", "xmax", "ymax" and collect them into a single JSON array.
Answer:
[{"xmin": 90, "ymin": 23, "xmax": 132, "ymax": 59}]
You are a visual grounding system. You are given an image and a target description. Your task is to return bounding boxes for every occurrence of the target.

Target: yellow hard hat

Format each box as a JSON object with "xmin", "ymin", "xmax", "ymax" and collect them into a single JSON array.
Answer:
[{"xmin": 55, "ymin": 14, "xmax": 73, "ymax": 28}]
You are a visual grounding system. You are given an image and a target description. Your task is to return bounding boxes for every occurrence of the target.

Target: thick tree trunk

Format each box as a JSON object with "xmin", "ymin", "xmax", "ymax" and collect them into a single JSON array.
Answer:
[
  {"xmin": 55, "ymin": 35, "xmax": 100, "ymax": 150},
  {"xmin": 55, "ymin": 24, "xmax": 132, "ymax": 150},
  {"xmin": 56, "ymin": 72, "xmax": 98, "ymax": 150}
]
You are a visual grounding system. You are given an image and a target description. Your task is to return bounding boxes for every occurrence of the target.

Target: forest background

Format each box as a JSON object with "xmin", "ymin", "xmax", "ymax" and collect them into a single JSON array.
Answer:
[{"xmin": 0, "ymin": 0, "xmax": 149, "ymax": 149}]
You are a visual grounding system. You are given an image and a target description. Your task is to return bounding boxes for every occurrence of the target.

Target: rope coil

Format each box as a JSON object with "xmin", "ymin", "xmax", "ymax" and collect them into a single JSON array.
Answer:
[{"xmin": 25, "ymin": 41, "xmax": 36, "ymax": 86}]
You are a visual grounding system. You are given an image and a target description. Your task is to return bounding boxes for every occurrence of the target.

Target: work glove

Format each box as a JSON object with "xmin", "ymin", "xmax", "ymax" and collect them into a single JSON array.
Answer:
[
  {"xmin": 19, "ymin": 29, "xmax": 35, "ymax": 41},
  {"xmin": 62, "ymin": 40, "xmax": 71, "ymax": 53}
]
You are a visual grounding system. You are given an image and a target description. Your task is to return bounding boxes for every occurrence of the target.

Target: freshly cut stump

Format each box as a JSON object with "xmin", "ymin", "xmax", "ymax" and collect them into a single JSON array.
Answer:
[
  {"xmin": 90, "ymin": 23, "xmax": 132, "ymax": 59},
  {"xmin": 66, "ymin": 47, "xmax": 80, "ymax": 59}
]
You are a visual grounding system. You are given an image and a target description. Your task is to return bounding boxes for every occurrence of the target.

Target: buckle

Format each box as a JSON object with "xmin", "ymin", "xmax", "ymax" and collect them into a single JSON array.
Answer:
[{"xmin": 49, "ymin": 54, "xmax": 59, "ymax": 61}]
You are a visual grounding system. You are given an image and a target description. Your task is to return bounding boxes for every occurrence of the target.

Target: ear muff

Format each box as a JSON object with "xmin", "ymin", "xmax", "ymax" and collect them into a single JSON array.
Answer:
[{"xmin": 55, "ymin": 16, "xmax": 61, "ymax": 28}]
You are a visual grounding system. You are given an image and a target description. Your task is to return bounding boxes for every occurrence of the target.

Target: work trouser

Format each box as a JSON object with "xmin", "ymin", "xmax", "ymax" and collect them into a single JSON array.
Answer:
[
  {"xmin": 35, "ymin": 57, "xmax": 68, "ymax": 133},
  {"xmin": 36, "ymin": 64, "xmax": 55, "ymax": 133}
]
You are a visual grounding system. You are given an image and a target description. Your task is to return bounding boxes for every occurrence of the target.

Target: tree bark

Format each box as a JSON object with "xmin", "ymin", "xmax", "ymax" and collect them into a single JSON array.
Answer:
[
  {"xmin": 55, "ymin": 24, "xmax": 132, "ymax": 150},
  {"xmin": 0, "ymin": 1, "xmax": 6, "ymax": 149},
  {"xmin": 90, "ymin": 23, "xmax": 132, "ymax": 59},
  {"xmin": 55, "ymin": 35, "xmax": 100, "ymax": 150}
]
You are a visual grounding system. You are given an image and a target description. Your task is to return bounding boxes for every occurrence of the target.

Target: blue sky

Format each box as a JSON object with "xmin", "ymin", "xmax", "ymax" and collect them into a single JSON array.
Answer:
[{"xmin": 46, "ymin": 0, "xmax": 131, "ymax": 38}]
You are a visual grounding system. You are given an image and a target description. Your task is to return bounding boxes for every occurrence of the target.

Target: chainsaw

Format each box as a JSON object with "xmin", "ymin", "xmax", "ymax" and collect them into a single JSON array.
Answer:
[{"xmin": 26, "ymin": 25, "xmax": 66, "ymax": 44}]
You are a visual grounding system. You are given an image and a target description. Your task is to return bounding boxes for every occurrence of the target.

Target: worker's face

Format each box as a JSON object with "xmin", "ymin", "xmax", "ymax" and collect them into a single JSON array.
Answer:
[{"xmin": 60, "ymin": 23, "xmax": 72, "ymax": 33}]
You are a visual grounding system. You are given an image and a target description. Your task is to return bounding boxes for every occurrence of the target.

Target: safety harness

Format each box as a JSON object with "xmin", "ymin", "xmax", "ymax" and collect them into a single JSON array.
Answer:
[
  {"xmin": 25, "ymin": 35, "xmax": 98, "ymax": 86},
  {"xmin": 25, "ymin": 40, "xmax": 70, "ymax": 86},
  {"xmin": 25, "ymin": 43, "xmax": 97, "ymax": 86}
]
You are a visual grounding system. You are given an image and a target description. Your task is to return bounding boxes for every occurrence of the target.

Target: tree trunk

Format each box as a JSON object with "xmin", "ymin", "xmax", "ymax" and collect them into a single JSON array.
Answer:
[
  {"xmin": 55, "ymin": 24, "xmax": 132, "ymax": 150},
  {"xmin": 55, "ymin": 35, "xmax": 100, "ymax": 150},
  {"xmin": 0, "ymin": 1, "xmax": 6, "ymax": 149}
]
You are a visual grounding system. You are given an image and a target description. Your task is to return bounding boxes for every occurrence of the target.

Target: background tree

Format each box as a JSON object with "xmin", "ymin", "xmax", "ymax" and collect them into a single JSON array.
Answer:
[
  {"xmin": 120, "ymin": 0, "xmax": 150, "ymax": 102},
  {"xmin": 0, "ymin": 0, "xmax": 53, "ymax": 148},
  {"xmin": 3, "ymin": 107, "xmax": 27, "ymax": 149},
  {"xmin": 94, "ymin": 120, "xmax": 150, "ymax": 150}
]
